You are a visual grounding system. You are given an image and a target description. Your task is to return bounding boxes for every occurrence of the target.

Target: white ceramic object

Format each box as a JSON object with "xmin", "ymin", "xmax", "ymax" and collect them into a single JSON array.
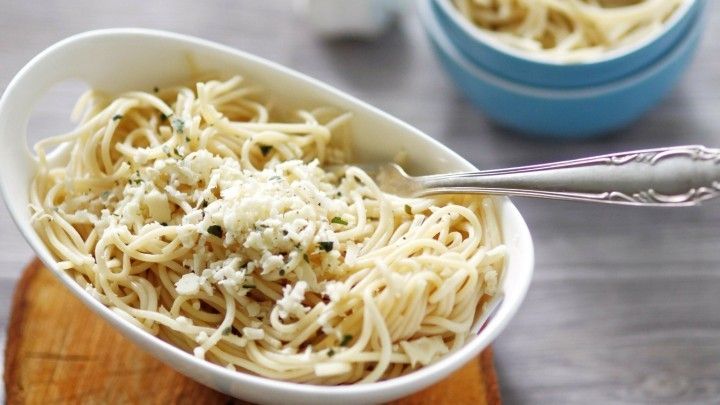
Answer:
[
  {"xmin": 295, "ymin": 0, "xmax": 404, "ymax": 39},
  {"xmin": 0, "ymin": 29, "xmax": 534, "ymax": 405}
]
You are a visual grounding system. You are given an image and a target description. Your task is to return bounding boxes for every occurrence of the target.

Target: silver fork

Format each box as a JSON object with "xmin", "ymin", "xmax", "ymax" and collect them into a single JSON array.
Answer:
[{"xmin": 374, "ymin": 145, "xmax": 720, "ymax": 207}]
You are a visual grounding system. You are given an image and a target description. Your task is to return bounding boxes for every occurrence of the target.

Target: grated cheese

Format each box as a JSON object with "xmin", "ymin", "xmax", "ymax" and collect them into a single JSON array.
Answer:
[
  {"xmin": 399, "ymin": 336, "xmax": 450, "ymax": 367},
  {"xmin": 277, "ymin": 281, "xmax": 309, "ymax": 320}
]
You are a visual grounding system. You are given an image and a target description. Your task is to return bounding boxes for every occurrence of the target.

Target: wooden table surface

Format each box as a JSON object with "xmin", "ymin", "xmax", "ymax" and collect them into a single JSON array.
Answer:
[{"xmin": 1, "ymin": 1, "xmax": 720, "ymax": 404}]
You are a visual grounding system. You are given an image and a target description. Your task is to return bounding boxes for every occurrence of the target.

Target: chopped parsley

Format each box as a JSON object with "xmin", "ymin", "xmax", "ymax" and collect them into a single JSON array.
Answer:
[
  {"xmin": 222, "ymin": 326, "xmax": 232, "ymax": 335},
  {"xmin": 327, "ymin": 349, "xmax": 335, "ymax": 357},
  {"xmin": 112, "ymin": 114, "xmax": 123, "ymax": 121},
  {"xmin": 331, "ymin": 217, "xmax": 348, "ymax": 226},
  {"xmin": 318, "ymin": 241, "xmax": 334, "ymax": 252},
  {"xmin": 259, "ymin": 144, "xmax": 272, "ymax": 156},
  {"xmin": 404, "ymin": 204, "xmax": 412, "ymax": 215},
  {"xmin": 171, "ymin": 117, "xmax": 185, "ymax": 134},
  {"xmin": 339, "ymin": 334, "xmax": 353, "ymax": 347},
  {"xmin": 242, "ymin": 283, "xmax": 256, "ymax": 289},
  {"xmin": 303, "ymin": 253, "xmax": 310, "ymax": 263},
  {"xmin": 201, "ymin": 200, "xmax": 208, "ymax": 208},
  {"xmin": 207, "ymin": 225, "xmax": 223, "ymax": 238},
  {"xmin": 173, "ymin": 147, "xmax": 182, "ymax": 158},
  {"xmin": 185, "ymin": 136, "xmax": 190, "ymax": 142}
]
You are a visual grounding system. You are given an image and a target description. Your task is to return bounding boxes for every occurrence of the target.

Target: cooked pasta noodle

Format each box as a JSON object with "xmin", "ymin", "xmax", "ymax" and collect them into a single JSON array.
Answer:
[
  {"xmin": 29, "ymin": 75, "xmax": 504, "ymax": 384},
  {"xmin": 452, "ymin": 0, "xmax": 689, "ymax": 62}
]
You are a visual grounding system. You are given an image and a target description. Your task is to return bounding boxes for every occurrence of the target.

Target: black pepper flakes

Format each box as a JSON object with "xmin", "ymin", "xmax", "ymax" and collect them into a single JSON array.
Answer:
[{"xmin": 207, "ymin": 225, "xmax": 223, "ymax": 237}]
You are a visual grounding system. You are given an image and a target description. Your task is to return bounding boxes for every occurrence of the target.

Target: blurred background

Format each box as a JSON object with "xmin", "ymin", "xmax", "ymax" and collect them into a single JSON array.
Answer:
[{"xmin": 1, "ymin": 1, "xmax": 720, "ymax": 403}]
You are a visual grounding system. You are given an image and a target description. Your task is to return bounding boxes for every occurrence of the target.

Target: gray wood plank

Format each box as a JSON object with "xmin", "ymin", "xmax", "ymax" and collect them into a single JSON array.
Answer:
[{"xmin": 1, "ymin": 1, "xmax": 720, "ymax": 403}]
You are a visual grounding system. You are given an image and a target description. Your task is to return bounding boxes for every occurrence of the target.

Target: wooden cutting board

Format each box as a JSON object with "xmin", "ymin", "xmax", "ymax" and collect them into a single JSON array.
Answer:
[{"xmin": 4, "ymin": 260, "xmax": 501, "ymax": 404}]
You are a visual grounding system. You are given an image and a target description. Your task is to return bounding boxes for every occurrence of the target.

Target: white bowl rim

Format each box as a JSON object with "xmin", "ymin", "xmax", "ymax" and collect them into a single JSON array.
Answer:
[
  {"xmin": 433, "ymin": 0, "xmax": 698, "ymax": 66},
  {"xmin": 420, "ymin": 0, "xmax": 704, "ymax": 99},
  {"xmin": 0, "ymin": 28, "xmax": 535, "ymax": 402}
]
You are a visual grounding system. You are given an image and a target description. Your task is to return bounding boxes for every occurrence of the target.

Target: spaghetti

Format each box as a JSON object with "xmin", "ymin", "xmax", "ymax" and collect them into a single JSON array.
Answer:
[
  {"xmin": 452, "ymin": 0, "xmax": 689, "ymax": 63},
  {"xmin": 29, "ymin": 76, "xmax": 504, "ymax": 384}
]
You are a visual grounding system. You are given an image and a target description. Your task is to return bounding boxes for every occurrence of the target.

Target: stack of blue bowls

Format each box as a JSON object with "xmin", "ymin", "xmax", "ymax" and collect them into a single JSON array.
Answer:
[{"xmin": 419, "ymin": 0, "xmax": 706, "ymax": 138}]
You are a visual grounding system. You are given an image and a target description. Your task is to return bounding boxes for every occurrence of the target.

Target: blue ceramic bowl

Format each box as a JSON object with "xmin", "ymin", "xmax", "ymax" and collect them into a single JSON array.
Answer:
[
  {"xmin": 432, "ymin": 0, "xmax": 701, "ymax": 88},
  {"xmin": 419, "ymin": 0, "xmax": 704, "ymax": 138}
]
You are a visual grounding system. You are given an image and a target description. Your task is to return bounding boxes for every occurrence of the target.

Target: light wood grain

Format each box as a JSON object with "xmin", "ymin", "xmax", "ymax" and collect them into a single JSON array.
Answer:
[
  {"xmin": 4, "ymin": 260, "xmax": 500, "ymax": 404},
  {"xmin": 1, "ymin": 1, "xmax": 720, "ymax": 404},
  {"xmin": 4, "ymin": 261, "xmax": 231, "ymax": 404}
]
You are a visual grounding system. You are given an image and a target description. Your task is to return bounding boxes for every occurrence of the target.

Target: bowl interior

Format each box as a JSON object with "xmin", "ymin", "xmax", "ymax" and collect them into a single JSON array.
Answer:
[
  {"xmin": 421, "ymin": 0, "xmax": 703, "ymax": 99},
  {"xmin": 434, "ymin": 0, "xmax": 698, "ymax": 66},
  {"xmin": 0, "ymin": 29, "xmax": 534, "ymax": 404}
]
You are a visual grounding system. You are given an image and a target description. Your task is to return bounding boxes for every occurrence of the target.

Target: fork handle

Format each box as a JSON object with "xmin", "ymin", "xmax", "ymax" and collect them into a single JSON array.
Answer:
[{"xmin": 416, "ymin": 145, "xmax": 720, "ymax": 206}]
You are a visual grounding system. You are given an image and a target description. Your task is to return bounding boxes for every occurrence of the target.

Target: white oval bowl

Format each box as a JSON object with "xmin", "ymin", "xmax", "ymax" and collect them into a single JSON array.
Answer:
[{"xmin": 0, "ymin": 29, "xmax": 534, "ymax": 405}]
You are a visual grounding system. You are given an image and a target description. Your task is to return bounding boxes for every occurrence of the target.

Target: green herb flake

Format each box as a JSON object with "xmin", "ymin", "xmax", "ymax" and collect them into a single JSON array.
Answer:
[
  {"xmin": 201, "ymin": 200, "xmax": 208, "ymax": 208},
  {"xmin": 318, "ymin": 241, "xmax": 334, "ymax": 252},
  {"xmin": 207, "ymin": 224, "xmax": 223, "ymax": 238},
  {"xmin": 173, "ymin": 147, "xmax": 182, "ymax": 158},
  {"xmin": 112, "ymin": 114, "xmax": 123, "ymax": 121},
  {"xmin": 404, "ymin": 204, "xmax": 412, "ymax": 215},
  {"xmin": 185, "ymin": 136, "xmax": 190, "ymax": 142},
  {"xmin": 331, "ymin": 217, "xmax": 348, "ymax": 226},
  {"xmin": 339, "ymin": 334, "xmax": 353, "ymax": 347},
  {"xmin": 171, "ymin": 117, "xmax": 185, "ymax": 134},
  {"xmin": 259, "ymin": 144, "xmax": 272, "ymax": 156},
  {"xmin": 327, "ymin": 349, "xmax": 335, "ymax": 357},
  {"xmin": 242, "ymin": 284, "xmax": 256, "ymax": 289},
  {"xmin": 222, "ymin": 327, "xmax": 232, "ymax": 335},
  {"xmin": 303, "ymin": 253, "xmax": 309, "ymax": 263}
]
